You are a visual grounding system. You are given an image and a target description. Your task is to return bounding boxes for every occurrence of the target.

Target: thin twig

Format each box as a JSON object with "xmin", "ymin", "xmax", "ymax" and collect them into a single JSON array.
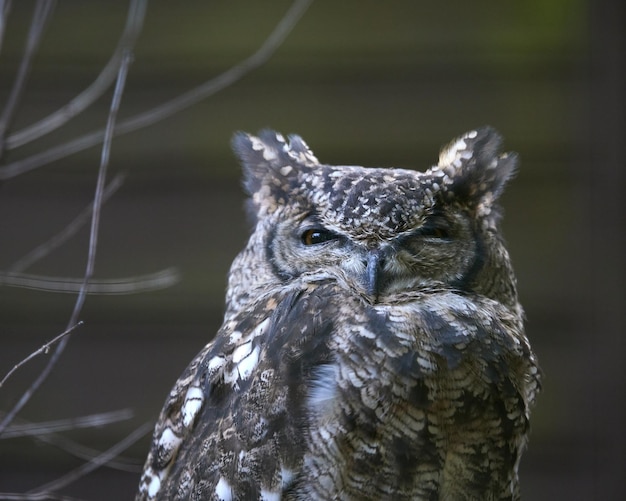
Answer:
[
  {"xmin": 35, "ymin": 435, "xmax": 141, "ymax": 473},
  {"xmin": 106, "ymin": 0, "xmax": 313, "ymax": 136},
  {"xmin": 27, "ymin": 421, "xmax": 152, "ymax": 496},
  {"xmin": 0, "ymin": 409, "xmax": 133, "ymax": 439},
  {"xmin": 38, "ymin": 442, "xmax": 140, "ymax": 473},
  {"xmin": 5, "ymin": 0, "xmax": 147, "ymax": 150},
  {"xmin": 67, "ymin": 47, "xmax": 132, "ymax": 312},
  {"xmin": 0, "ymin": 412, "xmax": 140, "ymax": 471},
  {"xmin": 0, "ymin": 321, "xmax": 83, "ymax": 390},
  {"xmin": 0, "ymin": 0, "xmax": 55, "ymax": 157},
  {"xmin": 0, "ymin": 0, "xmax": 314, "ymax": 180},
  {"xmin": 0, "ymin": 50, "xmax": 135, "ymax": 435},
  {"xmin": 8, "ymin": 174, "xmax": 125, "ymax": 274},
  {"xmin": 0, "ymin": 493, "xmax": 85, "ymax": 501},
  {"xmin": 0, "ymin": 267, "xmax": 180, "ymax": 294}
]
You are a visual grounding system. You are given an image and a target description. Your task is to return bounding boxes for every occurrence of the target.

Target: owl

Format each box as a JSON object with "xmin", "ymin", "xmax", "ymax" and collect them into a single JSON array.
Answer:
[{"xmin": 136, "ymin": 127, "xmax": 540, "ymax": 500}]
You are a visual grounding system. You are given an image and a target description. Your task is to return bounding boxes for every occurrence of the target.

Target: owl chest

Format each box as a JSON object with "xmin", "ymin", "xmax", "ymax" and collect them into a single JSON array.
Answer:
[
  {"xmin": 320, "ymin": 308, "xmax": 494, "ymax": 426},
  {"xmin": 298, "ymin": 307, "xmax": 524, "ymax": 499}
]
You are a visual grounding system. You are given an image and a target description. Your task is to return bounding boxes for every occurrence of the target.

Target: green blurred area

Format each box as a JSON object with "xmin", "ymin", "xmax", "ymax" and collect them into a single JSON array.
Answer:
[{"xmin": 1, "ymin": 1, "xmax": 623, "ymax": 500}]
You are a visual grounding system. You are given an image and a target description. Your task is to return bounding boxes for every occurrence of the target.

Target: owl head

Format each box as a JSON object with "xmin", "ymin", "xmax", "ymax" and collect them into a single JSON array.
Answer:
[{"xmin": 230, "ymin": 128, "xmax": 519, "ymax": 310}]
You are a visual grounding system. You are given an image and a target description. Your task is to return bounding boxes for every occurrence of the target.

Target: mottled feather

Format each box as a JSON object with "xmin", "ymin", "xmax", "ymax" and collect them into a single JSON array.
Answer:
[{"xmin": 137, "ymin": 127, "xmax": 540, "ymax": 501}]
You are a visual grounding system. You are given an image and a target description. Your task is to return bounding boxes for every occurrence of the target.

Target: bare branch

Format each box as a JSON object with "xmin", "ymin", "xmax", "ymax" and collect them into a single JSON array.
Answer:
[
  {"xmin": 27, "ymin": 421, "xmax": 152, "ymax": 496},
  {"xmin": 8, "ymin": 173, "xmax": 125, "ymax": 274},
  {"xmin": 0, "ymin": 329, "xmax": 70, "ymax": 434},
  {"xmin": 0, "ymin": 412, "xmax": 140, "ymax": 471},
  {"xmin": 36, "ymin": 437, "xmax": 141, "ymax": 473},
  {"xmin": 108, "ymin": 0, "xmax": 313, "ymax": 136},
  {"xmin": 0, "ymin": 267, "xmax": 180, "ymax": 294},
  {"xmin": 26, "ymin": 432, "xmax": 140, "ymax": 473},
  {"xmin": 0, "ymin": 409, "xmax": 133, "ymax": 439},
  {"xmin": 0, "ymin": 493, "xmax": 85, "ymax": 501},
  {"xmin": 0, "ymin": 322, "xmax": 83, "ymax": 390},
  {"xmin": 0, "ymin": 0, "xmax": 55, "ymax": 157},
  {"xmin": 0, "ymin": 0, "xmax": 314, "ymax": 180},
  {"xmin": 66, "ymin": 46, "xmax": 136, "ymax": 316},
  {"xmin": 0, "ymin": 48, "xmax": 135, "ymax": 435},
  {"xmin": 5, "ymin": 0, "xmax": 147, "ymax": 150}
]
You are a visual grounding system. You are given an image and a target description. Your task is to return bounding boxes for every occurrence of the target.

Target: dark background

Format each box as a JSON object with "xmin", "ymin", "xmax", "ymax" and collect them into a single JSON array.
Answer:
[{"xmin": 1, "ymin": 1, "xmax": 624, "ymax": 499}]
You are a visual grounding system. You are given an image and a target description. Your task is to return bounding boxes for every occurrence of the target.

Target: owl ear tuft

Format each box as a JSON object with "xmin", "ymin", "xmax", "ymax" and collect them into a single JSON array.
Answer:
[
  {"xmin": 437, "ymin": 126, "xmax": 518, "ymax": 206},
  {"xmin": 231, "ymin": 130, "xmax": 319, "ymax": 223},
  {"xmin": 232, "ymin": 129, "xmax": 289, "ymax": 197},
  {"xmin": 231, "ymin": 129, "xmax": 318, "ymax": 198}
]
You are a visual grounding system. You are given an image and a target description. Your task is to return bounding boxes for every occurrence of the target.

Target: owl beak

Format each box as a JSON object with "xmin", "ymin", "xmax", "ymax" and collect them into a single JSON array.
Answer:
[{"xmin": 364, "ymin": 250, "xmax": 386, "ymax": 302}]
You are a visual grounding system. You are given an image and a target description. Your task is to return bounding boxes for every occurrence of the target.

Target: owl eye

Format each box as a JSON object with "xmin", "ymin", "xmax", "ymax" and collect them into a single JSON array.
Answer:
[
  {"xmin": 419, "ymin": 216, "xmax": 452, "ymax": 239},
  {"xmin": 301, "ymin": 228, "xmax": 339, "ymax": 246},
  {"xmin": 420, "ymin": 226, "xmax": 449, "ymax": 239}
]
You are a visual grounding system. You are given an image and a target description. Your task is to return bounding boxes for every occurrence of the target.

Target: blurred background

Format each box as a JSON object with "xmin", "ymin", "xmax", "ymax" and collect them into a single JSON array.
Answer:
[{"xmin": 0, "ymin": 1, "xmax": 623, "ymax": 499}]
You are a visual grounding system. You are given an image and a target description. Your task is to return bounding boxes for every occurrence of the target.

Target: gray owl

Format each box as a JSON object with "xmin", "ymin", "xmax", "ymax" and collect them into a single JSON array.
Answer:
[{"xmin": 136, "ymin": 127, "xmax": 540, "ymax": 500}]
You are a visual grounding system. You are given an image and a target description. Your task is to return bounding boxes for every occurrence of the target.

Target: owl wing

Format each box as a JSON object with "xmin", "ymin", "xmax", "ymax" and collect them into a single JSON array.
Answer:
[{"xmin": 136, "ymin": 281, "xmax": 338, "ymax": 501}]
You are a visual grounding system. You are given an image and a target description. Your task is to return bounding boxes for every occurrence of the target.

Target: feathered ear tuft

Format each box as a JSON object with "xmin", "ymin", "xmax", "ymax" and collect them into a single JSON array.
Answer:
[
  {"xmin": 232, "ymin": 129, "xmax": 320, "ymax": 196},
  {"xmin": 437, "ymin": 126, "xmax": 518, "ymax": 207},
  {"xmin": 231, "ymin": 130, "xmax": 319, "ymax": 220},
  {"xmin": 232, "ymin": 129, "xmax": 288, "ymax": 197}
]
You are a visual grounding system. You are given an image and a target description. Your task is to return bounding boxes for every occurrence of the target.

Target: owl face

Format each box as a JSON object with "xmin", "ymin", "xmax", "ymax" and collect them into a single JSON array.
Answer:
[{"xmin": 232, "ymin": 128, "xmax": 518, "ymax": 306}]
